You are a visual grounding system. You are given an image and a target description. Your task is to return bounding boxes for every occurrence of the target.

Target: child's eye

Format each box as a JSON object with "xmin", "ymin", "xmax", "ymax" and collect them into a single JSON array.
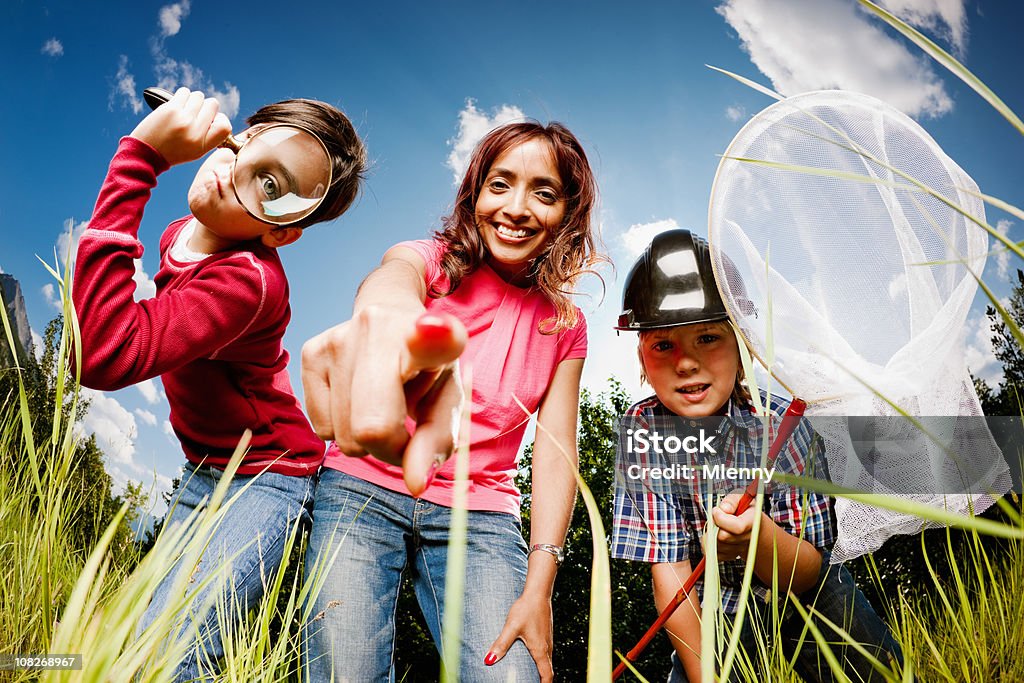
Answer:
[
  {"xmin": 259, "ymin": 174, "xmax": 282, "ymax": 200},
  {"xmin": 652, "ymin": 341, "xmax": 673, "ymax": 352},
  {"xmin": 697, "ymin": 334, "xmax": 720, "ymax": 344}
]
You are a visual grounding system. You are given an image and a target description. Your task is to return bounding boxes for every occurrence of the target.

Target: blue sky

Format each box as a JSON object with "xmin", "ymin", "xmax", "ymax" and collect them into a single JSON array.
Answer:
[{"xmin": 3, "ymin": 0, "xmax": 1023, "ymax": 512}]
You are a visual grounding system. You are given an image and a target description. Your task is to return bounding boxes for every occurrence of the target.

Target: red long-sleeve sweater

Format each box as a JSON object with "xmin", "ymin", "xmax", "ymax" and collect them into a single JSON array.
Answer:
[{"xmin": 72, "ymin": 136, "xmax": 324, "ymax": 475}]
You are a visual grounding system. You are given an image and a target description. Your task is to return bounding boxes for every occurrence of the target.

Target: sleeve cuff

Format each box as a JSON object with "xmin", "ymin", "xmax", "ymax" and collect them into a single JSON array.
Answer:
[{"xmin": 118, "ymin": 136, "xmax": 172, "ymax": 175}]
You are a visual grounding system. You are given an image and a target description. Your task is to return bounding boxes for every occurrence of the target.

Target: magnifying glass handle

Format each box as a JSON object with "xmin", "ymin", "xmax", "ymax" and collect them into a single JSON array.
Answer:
[
  {"xmin": 141, "ymin": 86, "xmax": 240, "ymax": 153},
  {"xmin": 143, "ymin": 87, "xmax": 173, "ymax": 111}
]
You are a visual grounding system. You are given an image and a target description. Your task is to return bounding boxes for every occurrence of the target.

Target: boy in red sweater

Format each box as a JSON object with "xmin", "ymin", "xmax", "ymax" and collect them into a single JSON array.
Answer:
[{"xmin": 72, "ymin": 87, "xmax": 366, "ymax": 680}]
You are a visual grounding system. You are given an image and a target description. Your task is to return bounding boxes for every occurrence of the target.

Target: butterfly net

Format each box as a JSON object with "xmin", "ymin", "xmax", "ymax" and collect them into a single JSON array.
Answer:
[{"xmin": 708, "ymin": 90, "xmax": 1012, "ymax": 562}]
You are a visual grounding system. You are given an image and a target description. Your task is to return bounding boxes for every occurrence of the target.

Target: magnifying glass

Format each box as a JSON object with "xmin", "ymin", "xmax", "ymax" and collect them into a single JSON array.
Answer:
[{"xmin": 143, "ymin": 87, "xmax": 333, "ymax": 226}]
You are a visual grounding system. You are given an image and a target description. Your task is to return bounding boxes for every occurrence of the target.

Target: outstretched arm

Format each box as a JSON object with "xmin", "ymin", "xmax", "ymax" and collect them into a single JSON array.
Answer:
[{"xmin": 301, "ymin": 244, "xmax": 467, "ymax": 495}]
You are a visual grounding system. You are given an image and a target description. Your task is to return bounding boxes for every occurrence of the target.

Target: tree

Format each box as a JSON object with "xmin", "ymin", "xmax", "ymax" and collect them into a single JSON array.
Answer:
[
  {"xmin": 0, "ymin": 317, "xmax": 144, "ymax": 562},
  {"xmin": 975, "ymin": 268, "xmax": 1024, "ymax": 416}
]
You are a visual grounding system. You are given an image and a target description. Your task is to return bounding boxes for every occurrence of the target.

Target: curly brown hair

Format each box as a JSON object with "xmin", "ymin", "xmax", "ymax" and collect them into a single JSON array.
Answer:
[{"xmin": 431, "ymin": 121, "xmax": 606, "ymax": 334}]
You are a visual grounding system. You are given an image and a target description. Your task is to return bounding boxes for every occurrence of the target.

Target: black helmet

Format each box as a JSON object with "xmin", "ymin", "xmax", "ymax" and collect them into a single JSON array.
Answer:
[{"xmin": 616, "ymin": 229, "xmax": 742, "ymax": 331}]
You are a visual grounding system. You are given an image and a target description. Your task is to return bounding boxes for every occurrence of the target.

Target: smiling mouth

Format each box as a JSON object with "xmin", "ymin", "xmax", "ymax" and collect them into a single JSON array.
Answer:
[
  {"xmin": 677, "ymin": 384, "xmax": 710, "ymax": 395},
  {"xmin": 494, "ymin": 224, "xmax": 536, "ymax": 240}
]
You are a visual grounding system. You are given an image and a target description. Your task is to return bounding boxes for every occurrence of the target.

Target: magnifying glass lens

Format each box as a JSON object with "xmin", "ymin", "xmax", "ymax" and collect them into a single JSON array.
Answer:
[{"xmin": 232, "ymin": 125, "xmax": 331, "ymax": 225}]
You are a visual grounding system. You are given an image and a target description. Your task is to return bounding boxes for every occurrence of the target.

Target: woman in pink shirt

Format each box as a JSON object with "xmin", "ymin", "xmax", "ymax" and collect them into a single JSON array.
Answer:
[{"xmin": 302, "ymin": 121, "xmax": 605, "ymax": 681}]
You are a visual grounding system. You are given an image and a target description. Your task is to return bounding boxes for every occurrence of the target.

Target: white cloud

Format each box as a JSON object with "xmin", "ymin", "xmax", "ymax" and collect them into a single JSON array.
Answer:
[
  {"xmin": 158, "ymin": 0, "xmax": 191, "ymax": 37},
  {"xmin": 152, "ymin": 54, "xmax": 241, "ymax": 120},
  {"xmin": 79, "ymin": 388, "xmax": 138, "ymax": 466},
  {"xmin": 134, "ymin": 408, "xmax": 158, "ymax": 426},
  {"xmin": 113, "ymin": 55, "xmax": 144, "ymax": 115},
  {"xmin": 162, "ymin": 419, "xmax": 179, "ymax": 445},
  {"xmin": 136, "ymin": 378, "xmax": 161, "ymax": 404},
  {"xmin": 446, "ymin": 99, "xmax": 527, "ymax": 182},
  {"xmin": 55, "ymin": 218, "xmax": 156, "ymax": 301},
  {"xmin": 964, "ymin": 312, "xmax": 1001, "ymax": 387},
  {"xmin": 207, "ymin": 84, "xmax": 241, "ymax": 121},
  {"xmin": 620, "ymin": 219, "xmax": 681, "ymax": 259},
  {"xmin": 717, "ymin": 0, "xmax": 954, "ymax": 118},
  {"xmin": 992, "ymin": 219, "xmax": 1012, "ymax": 282},
  {"xmin": 132, "ymin": 261, "xmax": 157, "ymax": 300},
  {"xmin": 41, "ymin": 38, "xmax": 63, "ymax": 57},
  {"xmin": 31, "ymin": 329, "xmax": 44, "ymax": 362},
  {"xmin": 111, "ymin": 2, "xmax": 239, "ymax": 123},
  {"xmin": 580, "ymin": 307, "xmax": 647, "ymax": 398},
  {"xmin": 56, "ymin": 218, "xmax": 88, "ymax": 269},
  {"xmin": 879, "ymin": 0, "xmax": 967, "ymax": 57},
  {"xmin": 42, "ymin": 284, "xmax": 59, "ymax": 311},
  {"xmin": 725, "ymin": 105, "xmax": 745, "ymax": 122},
  {"xmin": 149, "ymin": 3, "xmax": 240, "ymax": 121}
]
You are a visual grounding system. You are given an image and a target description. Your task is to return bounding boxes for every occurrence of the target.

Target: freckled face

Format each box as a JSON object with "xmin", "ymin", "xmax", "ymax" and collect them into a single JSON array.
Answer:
[
  {"xmin": 474, "ymin": 138, "xmax": 566, "ymax": 285},
  {"xmin": 639, "ymin": 323, "xmax": 740, "ymax": 417}
]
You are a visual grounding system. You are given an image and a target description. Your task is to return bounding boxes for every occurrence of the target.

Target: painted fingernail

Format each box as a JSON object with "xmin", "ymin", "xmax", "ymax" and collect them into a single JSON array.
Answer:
[
  {"xmin": 484, "ymin": 652, "xmax": 498, "ymax": 666},
  {"xmin": 422, "ymin": 455, "xmax": 445, "ymax": 492},
  {"xmin": 415, "ymin": 315, "xmax": 451, "ymax": 342}
]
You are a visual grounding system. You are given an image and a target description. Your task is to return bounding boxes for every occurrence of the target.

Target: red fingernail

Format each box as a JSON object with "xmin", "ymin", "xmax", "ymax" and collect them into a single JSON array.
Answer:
[
  {"xmin": 422, "ymin": 457, "xmax": 443, "ymax": 492},
  {"xmin": 484, "ymin": 652, "xmax": 497, "ymax": 666},
  {"xmin": 415, "ymin": 315, "xmax": 452, "ymax": 342}
]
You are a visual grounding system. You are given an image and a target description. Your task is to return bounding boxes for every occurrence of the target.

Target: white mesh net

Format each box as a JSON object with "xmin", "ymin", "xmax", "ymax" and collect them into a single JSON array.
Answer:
[{"xmin": 708, "ymin": 90, "xmax": 1012, "ymax": 562}]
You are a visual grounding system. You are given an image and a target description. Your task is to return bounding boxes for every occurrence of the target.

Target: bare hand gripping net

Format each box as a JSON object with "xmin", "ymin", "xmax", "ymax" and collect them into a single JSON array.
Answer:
[{"xmin": 708, "ymin": 90, "xmax": 1012, "ymax": 562}]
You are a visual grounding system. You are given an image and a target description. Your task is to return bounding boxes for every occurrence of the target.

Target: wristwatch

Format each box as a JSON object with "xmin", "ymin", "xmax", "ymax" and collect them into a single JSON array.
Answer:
[{"xmin": 529, "ymin": 543, "xmax": 565, "ymax": 567}]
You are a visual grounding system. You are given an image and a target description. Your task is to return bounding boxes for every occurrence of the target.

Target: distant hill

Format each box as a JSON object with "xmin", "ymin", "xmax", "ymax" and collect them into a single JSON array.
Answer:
[{"xmin": 0, "ymin": 273, "xmax": 35, "ymax": 365}]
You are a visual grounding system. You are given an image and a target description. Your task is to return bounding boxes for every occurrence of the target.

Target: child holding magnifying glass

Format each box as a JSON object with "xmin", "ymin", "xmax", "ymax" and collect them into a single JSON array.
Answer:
[{"xmin": 71, "ymin": 86, "xmax": 367, "ymax": 681}]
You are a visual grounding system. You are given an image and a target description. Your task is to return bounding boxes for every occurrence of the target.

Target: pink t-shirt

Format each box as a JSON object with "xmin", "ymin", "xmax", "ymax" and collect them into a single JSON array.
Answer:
[{"xmin": 322, "ymin": 239, "xmax": 588, "ymax": 514}]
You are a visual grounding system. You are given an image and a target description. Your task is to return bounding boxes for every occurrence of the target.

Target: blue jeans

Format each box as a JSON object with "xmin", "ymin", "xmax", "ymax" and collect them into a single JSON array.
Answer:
[
  {"xmin": 669, "ymin": 555, "xmax": 902, "ymax": 682},
  {"xmin": 136, "ymin": 462, "xmax": 316, "ymax": 682},
  {"xmin": 303, "ymin": 469, "xmax": 539, "ymax": 682}
]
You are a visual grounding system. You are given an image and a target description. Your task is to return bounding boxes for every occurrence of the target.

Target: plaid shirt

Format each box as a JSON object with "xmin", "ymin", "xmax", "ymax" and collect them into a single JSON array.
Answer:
[{"xmin": 610, "ymin": 391, "xmax": 834, "ymax": 613}]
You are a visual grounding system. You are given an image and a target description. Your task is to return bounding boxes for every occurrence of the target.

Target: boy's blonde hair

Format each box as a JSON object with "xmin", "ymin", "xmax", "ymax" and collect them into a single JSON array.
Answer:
[{"xmin": 636, "ymin": 320, "xmax": 752, "ymax": 406}]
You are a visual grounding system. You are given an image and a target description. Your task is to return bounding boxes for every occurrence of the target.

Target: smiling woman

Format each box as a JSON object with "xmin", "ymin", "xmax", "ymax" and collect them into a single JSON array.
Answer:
[
  {"xmin": 430, "ymin": 121, "xmax": 603, "ymax": 334},
  {"xmin": 300, "ymin": 120, "xmax": 608, "ymax": 682},
  {"xmin": 474, "ymin": 138, "xmax": 568, "ymax": 285}
]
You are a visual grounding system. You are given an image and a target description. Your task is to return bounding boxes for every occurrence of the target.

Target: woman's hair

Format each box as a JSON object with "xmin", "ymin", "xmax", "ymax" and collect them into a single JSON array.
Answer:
[
  {"xmin": 247, "ymin": 99, "xmax": 369, "ymax": 229},
  {"xmin": 636, "ymin": 321, "xmax": 753, "ymax": 406},
  {"xmin": 432, "ymin": 120, "xmax": 607, "ymax": 334}
]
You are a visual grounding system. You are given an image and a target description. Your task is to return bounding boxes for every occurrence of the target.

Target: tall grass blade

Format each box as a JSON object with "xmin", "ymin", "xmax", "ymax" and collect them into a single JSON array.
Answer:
[
  {"xmin": 857, "ymin": 0, "xmax": 1024, "ymax": 137},
  {"xmin": 440, "ymin": 369, "xmax": 473, "ymax": 682},
  {"xmin": 773, "ymin": 474, "xmax": 1022, "ymax": 540},
  {"xmin": 704, "ymin": 66, "xmax": 783, "ymax": 101}
]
